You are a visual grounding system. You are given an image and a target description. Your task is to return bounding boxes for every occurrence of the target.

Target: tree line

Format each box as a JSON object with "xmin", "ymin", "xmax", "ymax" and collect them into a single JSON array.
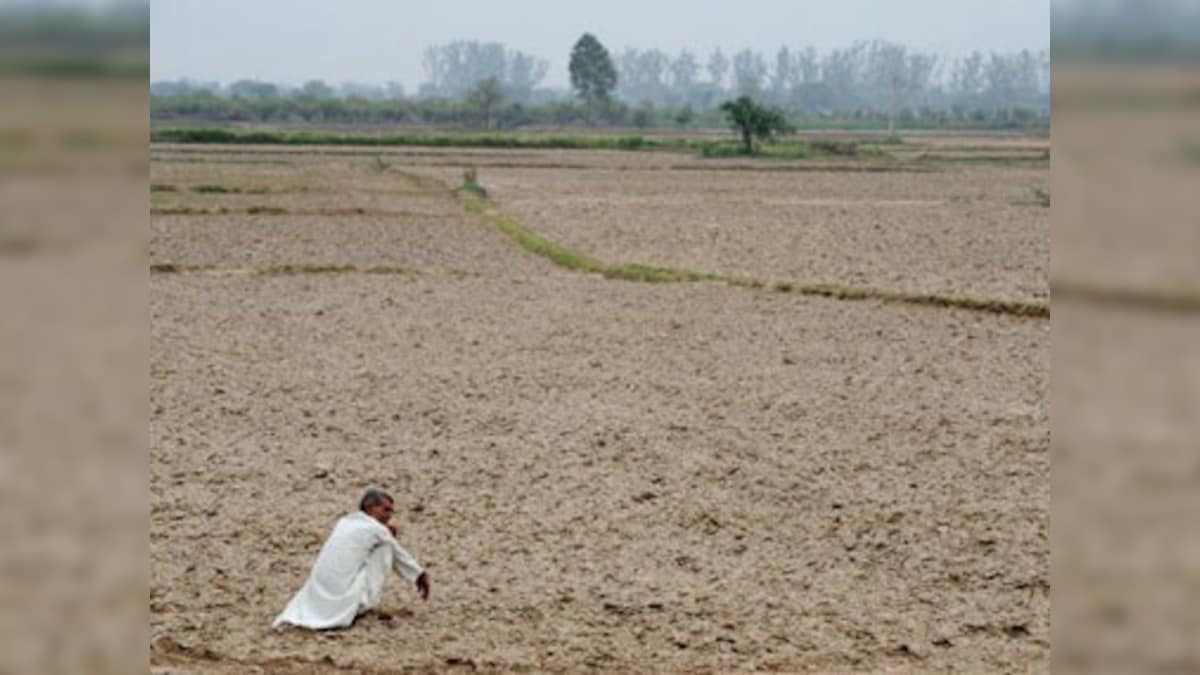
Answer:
[{"xmin": 152, "ymin": 35, "xmax": 1048, "ymax": 130}]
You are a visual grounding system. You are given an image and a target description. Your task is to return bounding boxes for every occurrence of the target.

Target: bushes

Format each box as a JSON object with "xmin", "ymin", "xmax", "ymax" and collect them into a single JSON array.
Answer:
[
  {"xmin": 150, "ymin": 127, "xmax": 680, "ymax": 152},
  {"xmin": 809, "ymin": 140, "xmax": 858, "ymax": 156}
]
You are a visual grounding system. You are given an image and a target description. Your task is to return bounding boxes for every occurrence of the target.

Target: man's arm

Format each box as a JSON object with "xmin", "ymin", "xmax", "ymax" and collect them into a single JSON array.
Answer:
[{"xmin": 386, "ymin": 535, "xmax": 429, "ymax": 600}]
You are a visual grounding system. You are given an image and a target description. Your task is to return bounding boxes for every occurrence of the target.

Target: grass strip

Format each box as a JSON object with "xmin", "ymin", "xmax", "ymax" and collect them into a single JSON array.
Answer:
[
  {"xmin": 1052, "ymin": 280, "xmax": 1200, "ymax": 314},
  {"xmin": 457, "ymin": 190, "xmax": 1048, "ymax": 318},
  {"xmin": 151, "ymin": 126, "xmax": 893, "ymax": 161},
  {"xmin": 150, "ymin": 262, "xmax": 467, "ymax": 277}
]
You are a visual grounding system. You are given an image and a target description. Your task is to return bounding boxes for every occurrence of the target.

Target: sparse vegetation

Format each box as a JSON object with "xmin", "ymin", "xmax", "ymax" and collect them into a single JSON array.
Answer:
[
  {"xmin": 150, "ymin": 183, "xmax": 177, "ymax": 192},
  {"xmin": 453, "ymin": 181, "xmax": 1047, "ymax": 318},
  {"xmin": 151, "ymin": 127, "xmax": 905, "ymax": 163},
  {"xmin": 188, "ymin": 184, "xmax": 272, "ymax": 194},
  {"xmin": 456, "ymin": 167, "xmax": 487, "ymax": 199},
  {"xmin": 719, "ymin": 96, "xmax": 794, "ymax": 154},
  {"xmin": 246, "ymin": 206, "xmax": 287, "ymax": 215},
  {"xmin": 192, "ymin": 184, "xmax": 232, "ymax": 193},
  {"xmin": 150, "ymin": 262, "xmax": 438, "ymax": 277},
  {"xmin": 1032, "ymin": 187, "xmax": 1050, "ymax": 208}
]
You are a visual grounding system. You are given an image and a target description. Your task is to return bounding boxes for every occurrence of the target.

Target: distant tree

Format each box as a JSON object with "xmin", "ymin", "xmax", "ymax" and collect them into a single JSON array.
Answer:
[
  {"xmin": 616, "ymin": 48, "xmax": 669, "ymax": 105},
  {"xmin": 866, "ymin": 41, "xmax": 937, "ymax": 135},
  {"xmin": 794, "ymin": 46, "xmax": 820, "ymax": 85},
  {"xmin": 719, "ymin": 96, "xmax": 792, "ymax": 154},
  {"xmin": 732, "ymin": 49, "xmax": 767, "ymax": 97},
  {"xmin": 706, "ymin": 48, "xmax": 729, "ymax": 89},
  {"xmin": 150, "ymin": 78, "xmax": 221, "ymax": 97},
  {"xmin": 299, "ymin": 79, "xmax": 335, "ymax": 100},
  {"xmin": 420, "ymin": 41, "xmax": 547, "ymax": 101},
  {"xmin": 669, "ymin": 49, "xmax": 700, "ymax": 100},
  {"xmin": 674, "ymin": 103, "xmax": 695, "ymax": 128},
  {"xmin": 467, "ymin": 76, "xmax": 505, "ymax": 128},
  {"xmin": 770, "ymin": 47, "xmax": 794, "ymax": 102},
  {"xmin": 229, "ymin": 79, "xmax": 279, "ymax": 100},
  {"xmin": 950, "ymin": 50, "xmax": 985, "ymax": 105},
  {"xmin": 569, "ymin": 33, "xmax": 618, "ymax": 105},
  {"xmin": 384, "ymin": 81, "xmax": 407, "ymax": 100},
  {"xmin": 506, "ymin": 51, "xmax": 550, "ymax": 102},
  {"xmin": 632, "ymin": 100, "xmax": 655, "ymax": 128}
]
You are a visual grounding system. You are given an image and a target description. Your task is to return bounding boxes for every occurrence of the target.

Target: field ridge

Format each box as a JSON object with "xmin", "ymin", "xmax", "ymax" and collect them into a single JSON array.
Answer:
[{"xmin": 440, "ymin": 173, "xmax": 1049, "ymax": 319}]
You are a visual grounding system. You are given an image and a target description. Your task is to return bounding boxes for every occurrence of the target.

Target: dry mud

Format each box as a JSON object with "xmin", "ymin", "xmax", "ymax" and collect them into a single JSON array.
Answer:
[{"xmin": 151, "ymin": 141, "xmax": 1048, "ymax": 672}]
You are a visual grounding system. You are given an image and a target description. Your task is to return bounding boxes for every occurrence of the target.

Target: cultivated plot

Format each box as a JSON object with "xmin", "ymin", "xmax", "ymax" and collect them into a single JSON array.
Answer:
[{"xmin": 151, "ymin": 139, "xmax": 1048, "ymax": 672}]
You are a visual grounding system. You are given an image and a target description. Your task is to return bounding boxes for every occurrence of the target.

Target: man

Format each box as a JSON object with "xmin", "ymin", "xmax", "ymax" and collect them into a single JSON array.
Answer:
[{"xmin": 272, "ymin": 488, "xmax": 430, "ymax": 630}]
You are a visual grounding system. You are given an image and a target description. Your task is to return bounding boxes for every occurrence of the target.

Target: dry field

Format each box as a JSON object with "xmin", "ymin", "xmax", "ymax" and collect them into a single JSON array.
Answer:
[{"xmin": 150, "ymin": 138, "xmax": 1048, "ymax": 673}]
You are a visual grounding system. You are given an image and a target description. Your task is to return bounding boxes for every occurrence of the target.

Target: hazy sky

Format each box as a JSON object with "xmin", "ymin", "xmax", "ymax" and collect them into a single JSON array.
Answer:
[{"xmin": 151, "ymin": 0, "xmax": 1048, "ymax": 89}]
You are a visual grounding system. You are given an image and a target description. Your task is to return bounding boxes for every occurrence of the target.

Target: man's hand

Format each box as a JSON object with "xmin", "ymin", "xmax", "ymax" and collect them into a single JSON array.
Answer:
[
  {"xmin": 416, "ymin": 572, "xmax": 430, "ymax": 601},
  {"xmin": 386, "ymin": 523, "xmax": 397, "ymax": 537}
]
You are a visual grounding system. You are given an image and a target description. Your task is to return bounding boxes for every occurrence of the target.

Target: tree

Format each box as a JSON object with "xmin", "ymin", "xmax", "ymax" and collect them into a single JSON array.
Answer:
[
  {"xmin": 419, "ymin": 41, "xmax": 546, "ymax": 101},
  {"xmin": 719, "ymin": 96, "xmax": 793, "ymax": 154},
  {"xmin": 569, "ymin": 33, "xmax": 617, "ymax": 105},
  {"xmin": 865, "ymin": 41, "xmax": 936, "ymax": 135},
  {"xmin": 229, "ymin": 79, "xmax": 278, "ymax": 100},
  {"xmin": 707, "ymin": 48, "xmax": 729, "ymax": 89},
  {"xmin": 616, "ymin": 48, "xmax": 669, "ymax": 105},
  {"xmin": 467, "ymin": 76, "xmax": 505, "ymax": 128},
  {"xmin": 506, "ymin": 51, "xmax": 549, "ymax": 102},
  {"xmin": 632, "ymin": 100, "xmax": 655, "ymax": 128},
  {"xmin": 669, "ymin": 49, "xmax": 700, "ymax": 103},
  {"xmin": 674, "ymin": 104, "xmax": 695, "ymax": 128},
  {"xmin": 299, "ymin": 79, "xmax": 335, "ymax": 100},
  {"xmin": 770, "ymin": 47, "xmax": 794, "ymax": 102},
  {"xmin": 951, "ymin": 50, "xmax": 985, "ymax": 105},
  {"xmin": 732, "ymin": 49, "xmax": 768, "ymax": 97}
]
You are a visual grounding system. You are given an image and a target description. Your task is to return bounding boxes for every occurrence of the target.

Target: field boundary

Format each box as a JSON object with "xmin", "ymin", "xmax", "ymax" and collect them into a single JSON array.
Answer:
[
  {"xmin": 446, "ymin": 178, "xmax": 1049, "ymax": 319},
  {"xmin": 151, "ymin": 635, "xmax": 479, "ymax": 674},
  {"xmin": 1052, "ymin": 279, "xmax": 1200, "ymax": 313},
  {"xmin": 150, "ymin": 127, "xmax": 910, "ymax": 162},
  {"xmin": 150, "ymin": 206, "xmax": 460, "ymax": 218},
  {"xmin": 149, "ymin": 262, "xmax": 479, "ymax": 278}
]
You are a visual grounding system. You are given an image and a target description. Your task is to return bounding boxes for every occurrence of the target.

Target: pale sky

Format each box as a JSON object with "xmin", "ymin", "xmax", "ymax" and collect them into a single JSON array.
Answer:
[{"xmin": 151, "ymin": 0, "xmax": 1049, "ymax": 89}]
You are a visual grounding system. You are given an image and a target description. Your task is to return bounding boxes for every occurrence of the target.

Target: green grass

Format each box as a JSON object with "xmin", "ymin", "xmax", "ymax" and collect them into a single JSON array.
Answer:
[
  {"xmin": 456, "ymin": 182, "xmax": 488, "ymax": 199},
  {"xmin": 1052, "ymin": 280, "xmax": 1200, "ymax": 314},
  {"xmin": 151, "ymin": 207, "xmax": 217, "ymax": 215},
  {"xmin": 185, "ymin": 184, "xmax": 273, "ymax": 194},
  {"xmin": 150, "ymin": 262, "xmax": 438, "ymax": 277},
  {"xmin": 1032, "ymin": 187, "xmax": 1050, "ymax": 208},
  {"xmin": 150, "ymin": 183, "xmax": 176, "ymax": 192},
  {"xmin": 492, "ymin": 211, "xmax": 606, "ymax": 273},
  {"xmin": 191, "ymin": 184, "xmax": 231, "ymax": 193},
  {"xmin": 150, "ymin": 206, "xmax": 289, "ymax": 215},
  {"xmin": 917, "ymin": 152, "xmax": 1050, "ymax": 165},
  {"xmin": 454, "ymin": 180, "xmax": 1047, "ymax": 318},
  {"xmin": 0, "ymin": 57, "xmax": 148, "ymax": 79},
  {"xmin": 152, "ymin": 127, "xmax": 690, "ymax": 152},
  {"xmin": 151, "ymin": 126, "xmax": 897, "ymax": 161}
]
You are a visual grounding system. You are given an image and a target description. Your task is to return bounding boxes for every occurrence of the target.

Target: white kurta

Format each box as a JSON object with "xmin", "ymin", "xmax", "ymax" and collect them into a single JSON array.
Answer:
[{"xmin": 272, "ymin": 511, "xmax": 424, "ymax": 630}]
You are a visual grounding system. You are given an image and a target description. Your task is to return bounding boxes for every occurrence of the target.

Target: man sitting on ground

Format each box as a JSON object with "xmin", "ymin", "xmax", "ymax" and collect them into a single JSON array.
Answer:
[{"xmin": 273, "ymin": 488, "xmax": 430, "ymax": 629}]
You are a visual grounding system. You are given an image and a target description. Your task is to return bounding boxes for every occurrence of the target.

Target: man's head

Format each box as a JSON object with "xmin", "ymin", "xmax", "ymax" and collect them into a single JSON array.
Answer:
[{"xmin": 359, "ymin": 487, "xmax": 395, "ymax": 526}]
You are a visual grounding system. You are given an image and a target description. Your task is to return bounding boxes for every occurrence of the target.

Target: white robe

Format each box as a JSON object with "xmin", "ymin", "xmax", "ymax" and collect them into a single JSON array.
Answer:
[{"xmin": 272, "ymin": 511, "xmax": 424, "ymax": 630}]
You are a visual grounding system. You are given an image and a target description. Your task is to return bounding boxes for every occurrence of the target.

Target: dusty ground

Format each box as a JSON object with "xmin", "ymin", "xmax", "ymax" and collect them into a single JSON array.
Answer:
[
  {"xmin": 484, "ymin": 164, "xmax": 1047, "ymax": 302},
  {"xmin": 152, "ymin": 142, "xmax": 1049, "ymax": 302},
  {"xmin": 150, "ymin": 139, "xmax": 1048, "ymax": 672}
]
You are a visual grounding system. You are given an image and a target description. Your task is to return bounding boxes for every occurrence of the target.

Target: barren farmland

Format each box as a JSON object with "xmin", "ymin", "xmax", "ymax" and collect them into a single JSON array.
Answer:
[{"xmin": 150, "ymin": 139, "xmax": 1049, "ymax": 673}]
